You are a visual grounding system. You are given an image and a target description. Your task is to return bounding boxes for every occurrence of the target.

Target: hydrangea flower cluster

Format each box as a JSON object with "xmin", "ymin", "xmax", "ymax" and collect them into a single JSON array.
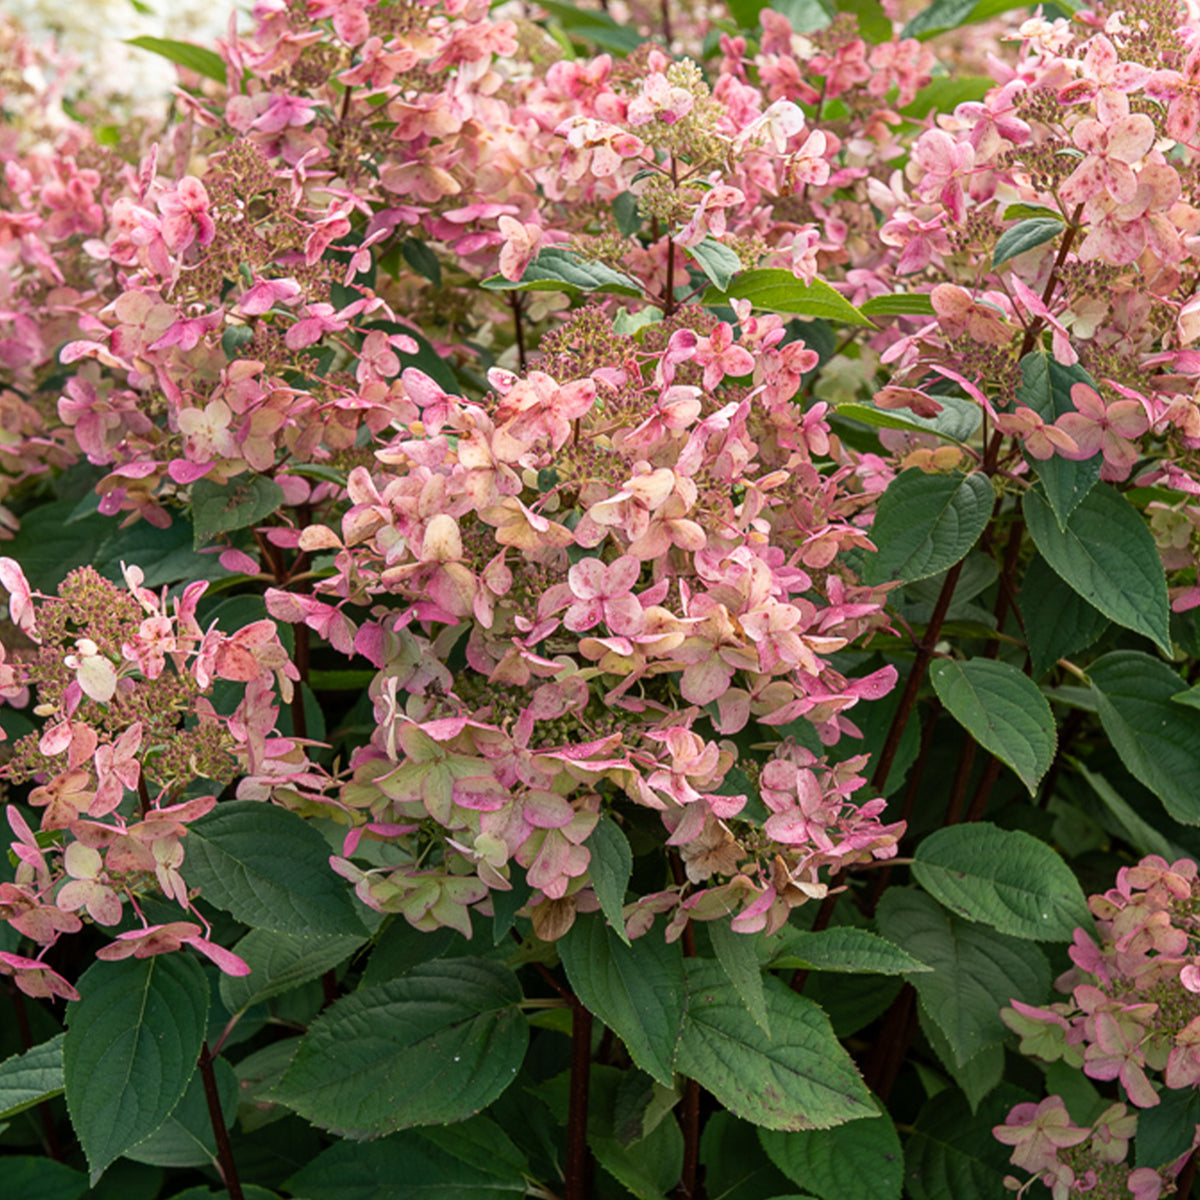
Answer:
[
  {"xmin": 0, "ymin": 558, "xmax": 311, "ymax": 997},
  {"xmin": 996, "ymin": 857, "xmax": 1200, "ymax": 1198}
]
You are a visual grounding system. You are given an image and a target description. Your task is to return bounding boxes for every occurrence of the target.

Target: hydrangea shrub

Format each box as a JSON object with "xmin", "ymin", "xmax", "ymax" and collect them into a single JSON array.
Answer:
[{"xmin": 4, "ymin": 0, "xmax": 1200, "ymax": 1197}]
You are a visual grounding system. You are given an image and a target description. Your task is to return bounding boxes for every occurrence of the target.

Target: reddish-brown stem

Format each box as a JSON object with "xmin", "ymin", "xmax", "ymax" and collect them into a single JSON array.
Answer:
[
  {"xmin": 663, "ymin": 236, "xmax": 676, "ymax": 317},
  {"xmin": 291, "ymin": 622, "xmax": 309, "ymax": 740},
  {"xmin": 867, "ymin": 704, "xmax": 941, "ymax": 913},
  {"xmin": 1176, "ymin": 1147, "xmax": 1199, "ymax": 1199},
  {"xmin": 136, "ymin": 770, "xmax": 152, "ymax": 820},
  {"xmin": 942, "ymin": 737, "xmax": 977, "ymax": 827},
  {"xmin": 861, "ymin": 983, "xmax": 917, "ymax": 1101},
  {"xmin": 565, "ymin": 1002, "xmax": 594, "ymax": 1200},
  {"xmin": 964, "ymin": 755, "xmax": 1003, "ymax": 823},
  {"xmin": 199, "ymin": 1041, "xmax": 244, "ymax": 1200},
  {"xmin": 870, "ymin": 559, "xmax": 965, "ymax": 792},
  {"xmin": 675, "ymin": 1079, "xmax": 701, "ymax": 1200},
  {"xmin": 509, "ymin": 292, "xmax": 528, "ymax": 374},
  {"xmin": 9, "ymin": 987, "xmax": 62, "ymax": 1160},
  {"xmin": 320, "ymin": 967, "xmax": 338, "ymax": 1009},
  {"xmin": 661, "ymin": 0, "xmax": 673, "ymax": 45}
]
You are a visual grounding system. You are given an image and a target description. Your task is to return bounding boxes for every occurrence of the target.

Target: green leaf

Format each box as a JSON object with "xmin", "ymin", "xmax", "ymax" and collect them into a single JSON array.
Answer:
[
  {"xmin": 858, "ymin": 293, "xmax": 935, "ymax": 318},
  {"xmin": 558, "ymin": 915, "xmax": 686, "ymax": 1087},
  {"xmin": 125, "ymin": 36, "xmax": 226, "ymax": 83},
  {"xmin": 1071, "ymin": 760, "xmax": 1187, "ymax": 862},
  {"xmin": 284, "ymin": 1118, "xmax": 529, "ymax": 1200},
  {"xmin": 701, "ymin": 1112, "xmax": 801, "ymax": 1200},
  {"xmin": 589, "ymin": 1067, "xmax": 684, "ymax": 1200},
  {"xmin": 191, "ymin": 477, "xmax": 286, "ymax": 548},
  {"xmin": 2, "ymin": 1157, "xmax": 88, "ymax": 1200},
  {"xmin": 864, "ymin": 470, "xmax": 993, "ymax": 586},
  {"xmin": 912, "ymin": 823, "xmax": 1089, "ymax": 940},
  {"xmin": 709, "ymin": 919, "xmax": 770, "ymax": 1038},
  {"xmin": 1023, "ymin": 554, "xmax": 1110, "ymax": 678},
  {"xmin": 1016, "ymin": 353, "xmax": 1101, "ymax": 528},
  {"xmin": 840, "ymin": 392, "xmax": 981, "ymax": 445},
  {"xmin": 902, "ymin": 0, "xmax": 1030, "ymax": 40},
  {"xmin": 481, "ymin": 246, "xmax": 641, "ymax": 297},
  {"xmin": 992, "ymin": 218, "xmax": 1064, "ymax": 268},
  {"xmin": 876, "ymin": 890, "xmax": 1050, "ymax": 1066},
  {"xmin": 536, "ymin": 0, "xmax": 646, "ymax": 52},
  {"xmin": 0, "ymin": 1033, "xmax": 64, "ymax": 1120},
  {"xmin": 765, "ymin": 927, "xmax": 932, "ymax": 975},
  {"xmin": 919, "ymin": 1003, "xmax": 1002, "ymax": 1113},
  {"xmin": 688, "ymin": 238, "xmax": 743, "ymax": 292},
  {"xmin": 123, "ymin": 1056, "xmax": 238, "ymax": 1168},
  {"xmin": 587, "ymin": 816, "xmax": 633, "ymax": 943},
  {"xmin": 929, "ymin": 658, "xmax": 1055, "ymax": 795},
  {"xmin": 1135, "ymin": 1087, "xmax": 1200, "ymax": 1168},
  {"xmin": 221, "ymin": 324, "xmax": 255, "ymax": 360},
  {"xmin": 905, "ymin": 1086, "xmax": 1027, "ymax": 1200},
  {"xmin": 677, "ymin": 960, "xmax": 875, "ymax": 1130},
  {"xmin": 1023, "ymin": 484, "xmax": 1171, "ymax": 655},
  {"xmin": 400, "ymin": 239, "xmax": 442, "ymax": 287},
  {"xmin": 271, "ymin": 959, "xmax": 528, "ymax": 1137},
  {"xmin": 1088, "ymin": 651, "xmax": 1200, "ymax": 825},
  {"xmin": 64, "ymin": 955, "xmax": 209, "ymax": 1177},
  {"xmin": 760, "ymin": 1106, "xmax": 903, "ymax": 1200},
  {"xmin": 835, "ymin": 0, "xmax": 893, "ymax": 42},
  {"xmin": 219, "ymin": 931, "xmax": 366, "ymax": 1014},
  {"xmin": 899, "ymin": 75, "xmax": 992, "ymax": 118},
  {"xmin": 185, "ymin": 802, "xmax": 366, "ymax": 936},
  {"xmin": 706, "ymin": 270, "xmax": 875, "ymax": 327}
]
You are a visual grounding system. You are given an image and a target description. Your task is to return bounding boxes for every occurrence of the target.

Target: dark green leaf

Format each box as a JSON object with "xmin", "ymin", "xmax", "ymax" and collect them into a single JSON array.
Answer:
[
  {"xmin": 876, "ymin": 890, "xmax": 1050, "ymax": 1066},
  {"xmin": 537, "ymin": 0, "xmax": 646, "ymax": 52},
  {"xmin": 919, "ymin": 1003, "xmax": 1003, "ymax": 1113},
  {"xmin": 185, "ymin": 802, "xmax": 366, "ymax": 935},
  {"xmin": 401, "ymin": 239, "xmax": 442, "ymax": 287},
  {"xmin": 765, "ymin": 927, "xmax": 932, "ymax": 974},
  {"xmin": 191, "ymin": 477, "xmax": 285, "ymax": 547},
  {"xmin": 1071, "ymin": 761, "xmax": 1187, "ymax": 861},
  {"xmin": 903, "ymin": 0, "xmax": 1029, "ymax": 40},
  {"xmin": 271, "ymin": 959, "xmax": 527, "ymax": 1137},
  {"xmin": 864, "ymin": 470, "xmax": 993, "ymax": 586},
  {"xmin": 123, "ymin": 1056, "xmax": 238, "ymax": 1168},
  {"xmin": 1135, "ymin": 1087, "xmax": 1200, "ymax": 1168},
  {"xmin": 706, "ymin": 270, "xmax": 874, "ymax": 327},
  {"xmin": 589, "ymin": 1066, "xmax": 683, "ymax": 1200},
  {"xmin": 64, "ymin": 955, "xmax": 209, "ymax": 1176},
  {"xmin": 929, "ymin": 659, "xmax": 1055, "ymax": 795},
  {"xmin": 835, "ymin": 0, "xmax": 893, "ymax": 42},
  {"xmin": 1089, "ymin": 651, "xmax": 1200, "ymax": 825},
  {"xmin": 913, "ymin": 823, "xmax": 1089, "ymax": 939},
  {"xmin": 904, "ymin": 1086, "xmax": 1027, "ymax": 1200},
  {"xmin": 700, "ymin": 1112, "xmax": 800, "ymax": 1200},
  {"xmin": 1016, "ymin": 352, "xmax": 1101, "ymax": 527},
  {"xmin": 125, "ymin": 36, "xmax": 226, "ymax": 83},
  {"xmin": 2, "ymin": 1157, "xmax": 88, "ymax": 1200},
  {"xmin": 284, "ymin": 1118, "xmax": 529, "ymax": 1200},
  {"xmin": 481, "ymin": 246, "xmax": 641, "ymax": 297},
  {"xmin": 899, "ymin": 75, "xmax": 992, "ymax": 118},
  {"xmin": 219, "ymin": 931, "xmax": 365, "ymax": 1013},
  {"xmin": 689, "ymin": 238, "xmax": 742, "ymax": 292},
  {"xmin": 993, "ymin": 218, "xmax": 1064, "ymax": 268},
  {"xmin": 858, "ymin": 293, "xmax": 935, "ymax": 318},
  {"xmin": 1023, "ymin": 554, "xmax": 1110, "ymax": 678},
  {"xmin": 221, "ymin": 325, "xmax": 255, "ymax": 360},
  {"xmin": 559, "ymin": 915, "xmax": 686, "ymax": 1086},
  {"xmin": 587, "ymin": 816, "xmax": 633, "ymax": 943},
  {"xmin": 613, "ymin": 192, "xmax": 641, "ymax": 237},
  {"xmin": 709, "ymin": 919, "xmax": 770, "ymax": 1037},
  {"xmin": 1024, "ymin": 484, "xmax": 1171, "ymax": 655},
  {"xmin": 0, "ymin": 1033, "xmax": 64, "ymax": 1120},
  {"xmin": 760, "ymin": 1105, "xmax": 903, "ymax": 1200},
  {"xmin": 678, "ymin": 960, "xmax": 875, "ymax": 1130}
]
